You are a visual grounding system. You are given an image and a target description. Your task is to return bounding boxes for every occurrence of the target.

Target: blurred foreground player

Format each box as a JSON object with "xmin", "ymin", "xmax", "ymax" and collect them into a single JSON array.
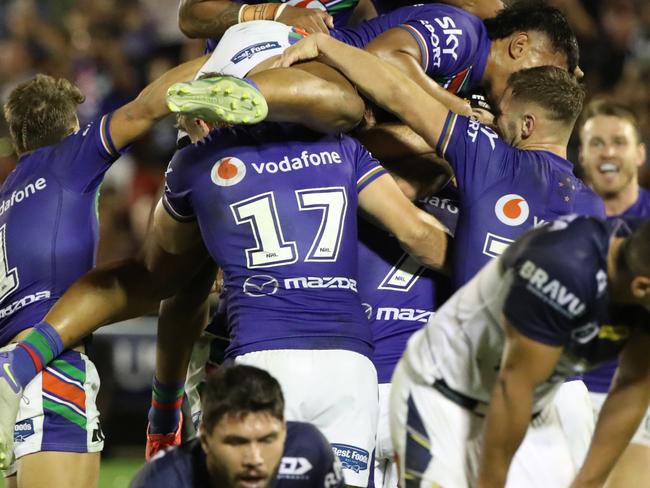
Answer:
[
  {"xmin": 131, "ymin": 364, "xmax": 344, "ymax": 488},
  {"xmin": 579, "ymin": 99, "xmax": 650, "ymax": 488},
  {"xmin": 391, "ymin": 215, "xmax": 650, "ymax": 487},
  {"xmin": 0, "ymin": 53, "xmax": 222, "ymax": 487}
]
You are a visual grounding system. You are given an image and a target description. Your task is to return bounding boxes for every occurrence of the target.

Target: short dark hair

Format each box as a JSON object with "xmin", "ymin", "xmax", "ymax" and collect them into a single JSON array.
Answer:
[
  {"xmin": 507, "ymin": 66, "xmax": 585, "ymax": 125},
  {"xmin": 620, "ymin": 220, "xmax": 650, "ymax": 278},
  {"xmin": 578, "ymin": 99, "xmax": 642, "ymax": 144},
  {"xmin": 202, "ymin": 365, "xmax": 285, "ymax": 432},
  {"xmin": 484, "ymin": 0, "xmax": 579, "ymax": 75},
  {"xmin": 4, "ymin": 74, "xmax": 84, "ymax": 155}
]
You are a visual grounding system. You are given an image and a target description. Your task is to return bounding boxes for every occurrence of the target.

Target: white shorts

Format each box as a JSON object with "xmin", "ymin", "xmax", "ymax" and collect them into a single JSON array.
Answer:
[
  {"xmin": 235, "ymin": 349, "xmax": 379, "ymax": 487},
  {"xmin": 375, "ymin": 382, "xmax": 398, "ymax": 488},
  {"xmin": 199, "ymin": 20, "xmax": 304, "ymax": 79},
  {"xmin": 590, "ymin": 392, "xmax": 650, "ymax": 447},
  {"xmin": 3, "ymin": 350, "xmax": 103, "ymax": 477},
  {"xmin": 389, "ymin": 359, "xmax": 580, "ymax": 488},
  {"xmin": 553, "ymin": 380, "xmax": 595, "ymax": 467},
  {"xmin": 184, "ymin": 332, "xmax": 217, "ymax": 432}
]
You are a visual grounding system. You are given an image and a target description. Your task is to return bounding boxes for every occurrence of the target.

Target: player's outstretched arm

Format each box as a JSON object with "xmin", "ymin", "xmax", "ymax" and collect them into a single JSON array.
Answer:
[
  {"xmin": 108, "ymin": 54, "xmax": 208, "ymax": 152},
  {"xmin": 358, "ymin": 173, "xmax": 449, "ymax": 270},
  {"xmin": 178, "ymin": 0, "xmax": 333, "ymax": 38},
  {"xmin": 365, "ymin": 29, "xmax": 473, "ymax": 117},
  {"xmin": 275, "ymin": 33, "xmax": 450, "ymax": 153},
  {"xmin": 570, "ymin": 330, "xmax": 650, "ymax": 488},
  {"xmin": 477, "ymin": 319, "xmax": 563, "ymax": 488},
  {"xmin": 42, "ymin": 201, "xmax": 210, "ymax": 348}
]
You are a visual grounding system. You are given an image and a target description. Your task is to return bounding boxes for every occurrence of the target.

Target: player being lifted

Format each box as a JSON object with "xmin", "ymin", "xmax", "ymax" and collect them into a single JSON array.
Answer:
[
  {"xmin": 0, "ymin": 52, "xmax": 252, "ymax": 487},
  {"xmin": 187, "ymin": 0, "xmax": 580, "ymax": 134}
]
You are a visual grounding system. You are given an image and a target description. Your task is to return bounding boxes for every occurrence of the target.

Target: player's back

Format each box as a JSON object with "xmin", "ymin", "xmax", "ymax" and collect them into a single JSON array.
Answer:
[
  {"xmin": 164, "ymin": 123, "xmax": 385, "ymax": 359},
  {"xmin": 409, "ymin": 216, "xmax": 644, "ymax": 413},
  {"xmin": 357, "ymin": 186, "xmax": 459, "ymax": 383},
  {"xmin": 0, "ymin": 114, "xmax": 120, "ymax": 346}
]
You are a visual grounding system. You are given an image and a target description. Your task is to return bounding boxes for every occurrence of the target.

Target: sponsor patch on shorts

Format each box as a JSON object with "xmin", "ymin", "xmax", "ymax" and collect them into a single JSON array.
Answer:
[
  {"xmin": 231, "ymin": 42, "xmax": 282, "ymax": 64},
  {"xmin": 331, "ymin": 443, "xmax": 369, "ymax": 473},
  {"xmin": 14, "ymin": 419, "xmax": 35, "ymax": 442}
]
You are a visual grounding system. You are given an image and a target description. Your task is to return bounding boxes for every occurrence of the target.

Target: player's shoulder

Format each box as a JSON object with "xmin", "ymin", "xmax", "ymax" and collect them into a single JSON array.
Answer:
[
  {"xmin": 504, "ymin": 216, "xmax": 609, "ymax": 289},
  {"xmin": 130, "ymin": 440, "xmax": 201, "ymax": 488},
  {"xmin": 285, "ymin": 421, "xmax": 330, "ymax": 450}
]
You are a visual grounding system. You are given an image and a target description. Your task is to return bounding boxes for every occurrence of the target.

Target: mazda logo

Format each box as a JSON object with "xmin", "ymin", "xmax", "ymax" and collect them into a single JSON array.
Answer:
[{"xmin": 243, "ymin": 275, "xmax": 279, "ymax": 297}]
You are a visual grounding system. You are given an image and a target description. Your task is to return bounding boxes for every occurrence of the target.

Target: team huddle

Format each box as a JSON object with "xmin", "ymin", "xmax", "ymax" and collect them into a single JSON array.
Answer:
[{"xmin": 0, "ymin": 0, "xmax": 649, "ymax": 487}]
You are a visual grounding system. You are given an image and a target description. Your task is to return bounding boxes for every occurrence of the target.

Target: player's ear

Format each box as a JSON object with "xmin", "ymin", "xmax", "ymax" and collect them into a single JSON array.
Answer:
[
  {"xmin": 630, "ymin": 275, "xmax": 650, "ymax": 301},
  {"xmin": 636, "ymin": 142, "xmax": 646, "ymax": 168},
  {"xmin": 508, "ymin": 32, "xmax": 528, "ymax": 61},
  {"xmin": 520, "ymin": 113, "xmax": 535, "ymax": 140}
]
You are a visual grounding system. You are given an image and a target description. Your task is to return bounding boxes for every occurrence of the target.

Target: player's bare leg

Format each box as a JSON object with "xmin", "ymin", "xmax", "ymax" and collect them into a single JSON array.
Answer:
[
  {"xmin": 249, "ymin": 61, "xmax": 366, "ymax": 133},
  {"xmin": 16, "ymin": 451, "xmax": 99, "ymax": 488},
  {"xmin": 168, "ymin": 61, "xmax": 365, "ymax": 134},
  {"xmin": 604, "ymin": 444, "xmax": 650, "ymax": 488},
  {"xmin": 146, "ymin": 263, "xmax": 217, "ymax": 459}
]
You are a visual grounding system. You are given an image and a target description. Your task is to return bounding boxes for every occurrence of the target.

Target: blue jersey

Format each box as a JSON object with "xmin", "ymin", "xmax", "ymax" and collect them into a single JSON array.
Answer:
[
  {"xmin": 435, "ymin": 113, "xmax": 605, "ymax": 289},
  {"xmin": 130, "ymin": 421, "xmax": 345, "ymax": 488},
  {"xmin": 502, "ymin": 216, "xmax": 650, "ymax": 375},
  {"xmin": 164, "ymin": 123, "xmax": 386, "ymax": 359},
  {"xmin": 358, "ymin": 185, "xmax": 459, "ymax": 383},
  {"xmin": 0, "ymin": 114, "xmax": 121, "ymax": 346},
  {"xmin": 582, "ymin": 187, "xmax": 650, "ymax": 393},
  {"xmin": 332, "ymin": 3, "xmax": 490, "ymax": 95}
]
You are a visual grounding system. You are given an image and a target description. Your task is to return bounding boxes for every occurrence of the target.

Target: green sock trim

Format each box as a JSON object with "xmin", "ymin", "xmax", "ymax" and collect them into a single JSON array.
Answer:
[{"xmin": 24, "ymin": 331, "xmax": 56, "ymax": 363}]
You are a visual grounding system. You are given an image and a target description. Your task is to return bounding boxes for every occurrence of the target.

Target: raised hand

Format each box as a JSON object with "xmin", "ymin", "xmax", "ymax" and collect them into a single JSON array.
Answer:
[{"xmin": 276, "ymin": 5, "xmax": 333, "ymax": 34}]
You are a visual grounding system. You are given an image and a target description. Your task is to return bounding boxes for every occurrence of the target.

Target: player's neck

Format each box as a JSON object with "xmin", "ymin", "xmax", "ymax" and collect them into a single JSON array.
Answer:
[
  {"xmin": 516, "ymin": 140, "xmax": 567, "ymax": 159},
  {"xmin": 604, "ymin": 180, "xmax": 639, "ymax": 217}
]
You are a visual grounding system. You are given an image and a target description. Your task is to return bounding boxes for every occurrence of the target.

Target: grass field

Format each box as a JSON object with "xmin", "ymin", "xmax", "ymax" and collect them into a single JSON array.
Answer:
[{"xmin": 1, "ymin": 457, "xmax": 144, "ymax": 488}]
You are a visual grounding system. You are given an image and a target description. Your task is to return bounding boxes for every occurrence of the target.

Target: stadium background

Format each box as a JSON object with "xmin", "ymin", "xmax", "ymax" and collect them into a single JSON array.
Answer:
[{"xmin": 0, "ymin": 0, "xmax": 648, "ymax": 486}]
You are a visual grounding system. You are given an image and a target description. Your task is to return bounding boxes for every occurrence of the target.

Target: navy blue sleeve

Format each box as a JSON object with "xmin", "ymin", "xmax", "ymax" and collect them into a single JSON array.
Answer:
[
  {"xmin": 162, "ymin": 149, "xmax": 196, "ymax": 222},
  {"xmin": 436, "ymin": 112, "xmax": 514, "ymax": 198},
  {"xmin": 50, "ymin": 113, "xmax": 122, "ymax": 193},
  {"xmin": 502, "ymin": 230, "xmax": 595, "ymax": 346}
]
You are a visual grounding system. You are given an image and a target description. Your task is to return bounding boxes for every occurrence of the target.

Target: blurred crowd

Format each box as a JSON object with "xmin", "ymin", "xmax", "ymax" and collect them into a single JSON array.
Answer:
[{"xmin": 0, "ymin": 0, "xmax": 648, "ymax": 263}]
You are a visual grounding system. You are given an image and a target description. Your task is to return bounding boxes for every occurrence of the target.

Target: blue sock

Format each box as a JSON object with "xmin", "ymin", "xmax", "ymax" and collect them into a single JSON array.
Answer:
[
  {"xmin": 148, "ymin": 377, "xmax": 184, "ymax": 434},
  {"xmin": 243, "ymin": 77, "xmax": 260, "ymax": 92},
  {"xmin": 12, "ymin": 322, "xmax": 64, "ymax": 389}
]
